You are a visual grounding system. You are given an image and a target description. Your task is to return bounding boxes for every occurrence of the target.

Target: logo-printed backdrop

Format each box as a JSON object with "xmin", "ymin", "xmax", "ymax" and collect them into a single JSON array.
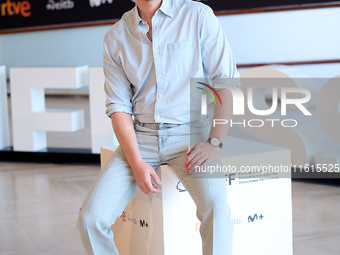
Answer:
[{"xmin": 0, "ymin": 0, "xmax": 338, "ymax": 32}]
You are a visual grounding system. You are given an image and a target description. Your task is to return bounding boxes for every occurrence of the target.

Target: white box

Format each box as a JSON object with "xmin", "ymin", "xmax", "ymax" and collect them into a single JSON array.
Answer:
[{"xmin": 101, "ymin": 137, "xmax": 293, "ymax": 255}]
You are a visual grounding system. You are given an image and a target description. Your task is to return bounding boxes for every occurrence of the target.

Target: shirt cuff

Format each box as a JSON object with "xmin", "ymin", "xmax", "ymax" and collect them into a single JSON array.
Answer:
[
  {"xmin": 105, "ymin": 104, "xmax": 133, "ymax": 118},
  {"xmin": 212, "ymin": 77, "xmax": 241, "ymax": 89}
]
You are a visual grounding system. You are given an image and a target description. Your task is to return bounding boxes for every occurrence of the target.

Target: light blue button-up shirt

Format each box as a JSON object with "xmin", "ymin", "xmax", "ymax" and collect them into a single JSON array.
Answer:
[{"xmin": 104, "ymin": 0, "xmax": 240, "ymax": 123}]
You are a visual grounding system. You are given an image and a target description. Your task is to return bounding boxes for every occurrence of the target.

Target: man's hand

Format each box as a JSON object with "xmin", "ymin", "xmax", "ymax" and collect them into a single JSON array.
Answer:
[
  {"xmin": 185, "ymin": 142, "xmax": 220, "ymax": 173},
  {"xmin": 131, "ymin": 158, "xmax": 162, "ymax": 195}
]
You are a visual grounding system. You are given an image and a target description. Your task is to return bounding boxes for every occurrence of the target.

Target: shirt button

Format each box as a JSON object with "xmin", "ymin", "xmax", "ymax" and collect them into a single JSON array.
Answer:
[
  {"xmin": 156, "ymin": 116, "xmax": 160, "ymax": 120},
  {"xmin": 158, "ymin": 74, "xmax": 162, "ymax": 77},
  {"xmin": 158, "ymin": 94, "xmax": 163, "ymax": 98},
  {"xmin": 155, "ymin": 49, "xmax": 158, "ymax": 53}
]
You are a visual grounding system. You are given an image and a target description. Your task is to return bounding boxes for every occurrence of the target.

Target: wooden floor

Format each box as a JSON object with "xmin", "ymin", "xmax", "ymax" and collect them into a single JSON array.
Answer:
[
  {"xmin": 292, "ymin": 180, "xmax": 340, "ymax": 255},
  {"xmin": 0, "ymin": 162, "xmax": 339, "ymax": 255}
]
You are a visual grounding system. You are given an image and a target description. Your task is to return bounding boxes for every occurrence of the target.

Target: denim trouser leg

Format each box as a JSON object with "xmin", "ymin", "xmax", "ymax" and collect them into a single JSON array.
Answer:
[
  {"xmin": 162, "ymin": 120, "xmax": 234, "ymax": 255},
  {"xmin": 76, "ymin": 146, "xmax": 154, "ymax": 255},
  {"xmin": 76, "ymin": 118, "xmax": 233, "ymax": 255},
  {"xmin": 168, "ymin": 155, "xmax": 233, "ymax": 255}
]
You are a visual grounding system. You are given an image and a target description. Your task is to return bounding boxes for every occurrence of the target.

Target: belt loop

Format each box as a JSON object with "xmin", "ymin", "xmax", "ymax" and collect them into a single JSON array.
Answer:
[{"xmin": 135, "ymin": 118, "xmax": 144, "ymax": 127}]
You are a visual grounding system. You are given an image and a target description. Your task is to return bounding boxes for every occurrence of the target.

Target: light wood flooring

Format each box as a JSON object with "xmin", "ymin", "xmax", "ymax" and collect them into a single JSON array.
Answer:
[{"xmin": 0, "ymin": 162, "xmax": 339, "ymax": 255}]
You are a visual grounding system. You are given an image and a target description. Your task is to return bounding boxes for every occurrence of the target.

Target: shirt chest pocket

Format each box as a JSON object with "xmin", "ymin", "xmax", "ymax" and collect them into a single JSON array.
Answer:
[{"xmin": 167, "ymin": 40, "xmax": 199, "ymax": 75}]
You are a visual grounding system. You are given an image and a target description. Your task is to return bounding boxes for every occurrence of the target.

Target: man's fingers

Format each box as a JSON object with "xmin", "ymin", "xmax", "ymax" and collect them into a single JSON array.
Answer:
[
  {"xmin": 199, "ymin": 159, "xmax": 209, "ymax": 168},
  {"xmin": 136, "ymin": 178, "xmax": 152, "ymax": 195},
  {"xmin": 145, "ymin": 180, "xmax": 160, "ymax": 194},
  {"xmin": 186, "ymin": 145, "xmax": 190, "ymax": 155},
  {"xmin": 186, "ymin": 154, "xmax": 200, "ymax": 174},
  {"xmin": 185, "ymin": 143, "xmax": 198, "ymax": 167},
  {"xmin": 140, "ymin": 184, "xmax": 155, "ymax": 195},
  {"xmin": 185, "ymin": 150, "xmax": 199, "ymax": 171},
  {"xmin": 142, "ymin": 175, "xmax": 160, "ymax": 194},
  {"xmin": 185, "ymin": 155, "xmax": 190, "ymax": 167},
  {"xmin": 185, "ymin": 142, "xmax": 221, "ymax": 174},
  {"xmin": 186, "ymin": 147, "xmax": 198, "ymax": 165},
  {"xmin": 189, "ymin": 156, "xmax": 204, "ymax": 172},
  {"xmin": 151, "ymin": 171, "xmax": 162, "ymax": 186},
  {"xmin": 139, "ymin": 184, "xmax": 147, "ymax": 195},
  {"xmin": 191, "ymin": 159, "xmax": 207, "ymax": 173},
  {"xmin": 186, "ymin": 143, "xmax": 196, "ymax": 155}
]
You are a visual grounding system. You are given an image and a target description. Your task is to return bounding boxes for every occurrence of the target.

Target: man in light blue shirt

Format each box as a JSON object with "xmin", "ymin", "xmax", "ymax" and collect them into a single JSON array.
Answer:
[
  {"xmin": 77, "ymin": 0, "xmax": 239, "ymax": 254},
  {"xmin": 103, "ymin": 0, "xmax": 239, "ymax": 123}
]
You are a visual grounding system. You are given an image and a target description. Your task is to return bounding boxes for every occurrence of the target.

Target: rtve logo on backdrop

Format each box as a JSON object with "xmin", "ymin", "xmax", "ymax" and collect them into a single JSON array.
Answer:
[{"xmin": 1, "ymin": 0, "xmax": 31, "ymax": 17}]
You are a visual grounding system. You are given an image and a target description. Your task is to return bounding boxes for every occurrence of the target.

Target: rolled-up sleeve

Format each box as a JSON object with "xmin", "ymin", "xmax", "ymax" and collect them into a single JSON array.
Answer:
[
  {"xmin": 200, "ymin": 7, "xmax": 241, "ymax": 89},
  {"xmin": 103, "ymin": 37, "xmax": 133, "ymax": 118}
]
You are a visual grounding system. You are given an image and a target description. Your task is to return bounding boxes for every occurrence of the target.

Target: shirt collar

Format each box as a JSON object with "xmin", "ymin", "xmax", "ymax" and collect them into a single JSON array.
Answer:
[
  {"xmin": 159, "ymin": 0, "xmax": 173, "ymax": 18},
  {"xmin": 131, "ymin": 5, "xmax": 143, "ymax": 31},
  {"xmin": 131, "ymin": 0, "xmax": 173, "ymax": 31}
]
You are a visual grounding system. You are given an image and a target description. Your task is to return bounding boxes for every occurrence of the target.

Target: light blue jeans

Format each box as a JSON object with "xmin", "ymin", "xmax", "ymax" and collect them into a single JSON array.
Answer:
[{"xmin": 76, "ymin": 117, "xmax": 234, "ymax": 255}]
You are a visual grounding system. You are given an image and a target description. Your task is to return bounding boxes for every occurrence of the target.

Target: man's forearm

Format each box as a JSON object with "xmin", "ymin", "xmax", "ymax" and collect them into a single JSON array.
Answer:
[
  {"xmin": 208, "ymin": 88, "xmax": 233, "ymax": 142},
  {"xmin": 110, "ymin": 112, "xmax": 162, "ymax": 194},
  {"xmin": 110, "ymin": 112, "xmax": 142, "ymax": 168}
]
